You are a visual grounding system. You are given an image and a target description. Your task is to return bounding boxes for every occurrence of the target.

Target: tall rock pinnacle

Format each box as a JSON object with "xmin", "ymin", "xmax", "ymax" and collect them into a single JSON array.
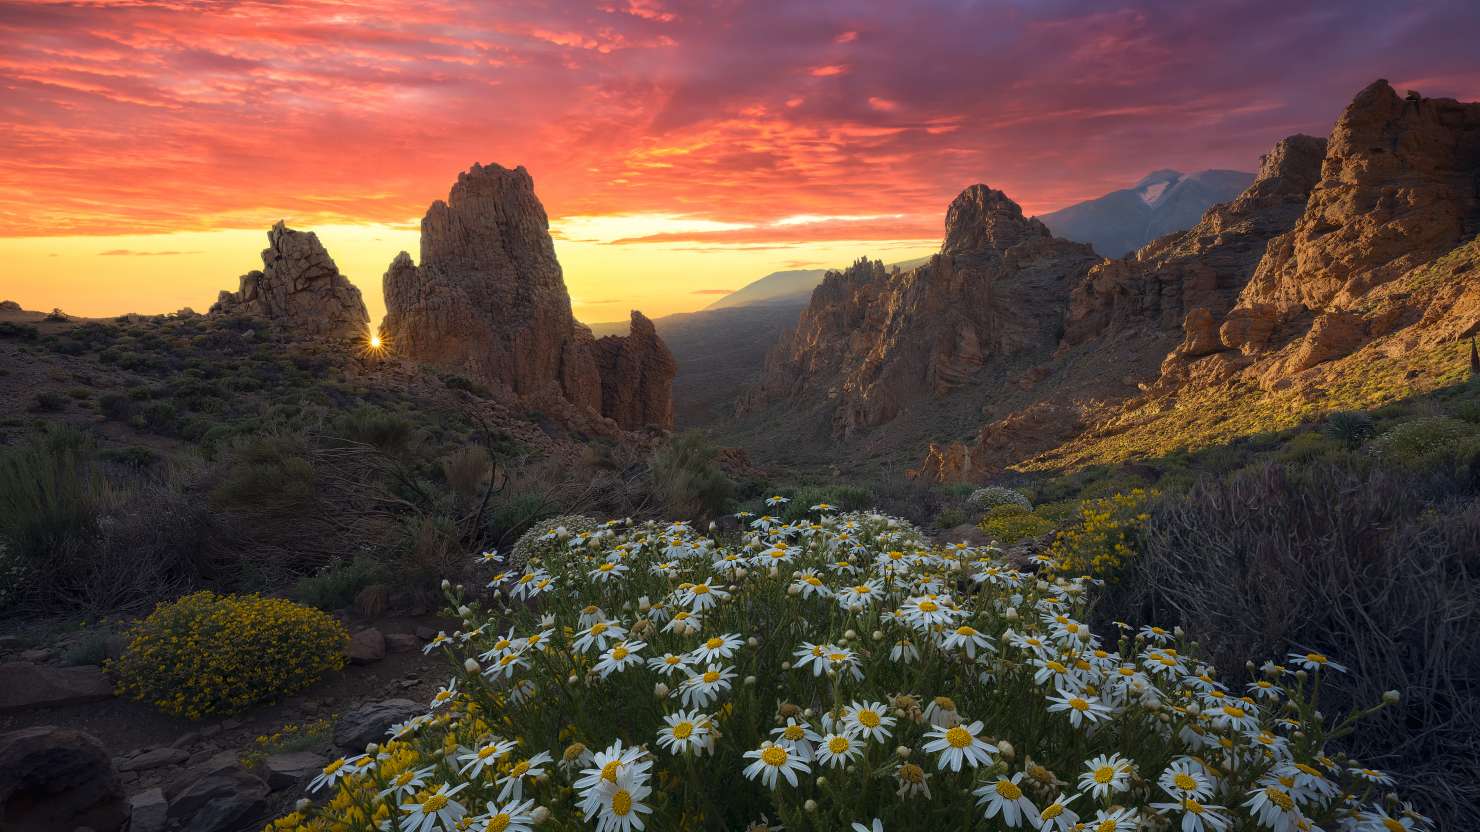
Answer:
[{"xmin": 209, "ymin": 221, "xmax": 370, "ymax": 340}]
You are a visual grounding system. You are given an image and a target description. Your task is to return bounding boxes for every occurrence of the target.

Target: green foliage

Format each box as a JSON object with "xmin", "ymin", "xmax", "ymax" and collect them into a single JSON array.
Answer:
[
  {"xmin": 1275, "ymin": 430, "xmax": 1345, "ymax": 466},
  {"xmin": 209, "ymin": 432, "xmax": 318, "ymax": 516},
  {"xmin": 29, "ymin": 390, "xmax": 67, "ymax": 413},
  {"xmin": 293, "ymin": 556, "xmax": 389, "ymax": 611},
  {"xmin": 0, "ymin": 321, "xmax": 39, "ymax": 340},
  {"xmin": 1367, "ymin": 416, "xmax": 1478, "ymax": 470},
  {"xmin": 976, "ymin": 503, "xmax": 1055, "ymax": 545},
  {"xmin": 965, "ymin": 486, "xmax": 1031, "ymax": 511},
  {"xmin": 489, "ymin": 492, "xmax": 557, "ymax": 547},
  {"xmin": 1324, "ymin": 410, "xmax": 1376, "ymax": 447},
  {"xmin": 336, "ymin": 405, "xmax": 416, "ymax": 456},
  {"xmin": 62, "ymin": 629, "xmax": 113, "ymax": 666},
  {"xmin": 113, "ymin": 591, "xmax": 348, "ymax": 719},
  {"xmin": 650, "ymin": 432, "xmax": 736, "ymax": 521}
]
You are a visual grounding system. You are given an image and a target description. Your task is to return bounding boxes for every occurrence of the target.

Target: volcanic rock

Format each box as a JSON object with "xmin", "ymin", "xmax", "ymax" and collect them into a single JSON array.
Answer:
[
  {"xmin": 333, "ymin": 699, "xmax": 422, "ymax": 751},
  {"xmin": 0, "ymin": 662, "xmax": 114, "ymax": 712},
  {"xmin": 381, "ymin": 163, "xmax": 675, "ymax": 431},
  {"xmin": 209, "ymin": 221, "xmax": 370, "ymax": 340},
  {"xmin": 754, "ymin": 185, "xmax": 1098, "ymax": 437},
  {"xmin": 0, "ymin": 726, "xmax": 127, "ymax": 832}
]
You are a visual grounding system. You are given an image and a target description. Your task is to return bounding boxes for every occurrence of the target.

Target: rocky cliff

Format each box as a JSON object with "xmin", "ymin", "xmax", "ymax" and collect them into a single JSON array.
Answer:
[
  {"xmin": 752, "ymin": 186, "xmax": 1098, "ymax": 438},
  {"xmin": 209, "ymin": 221, "xmax": 370, "ymax": 340},
  {"xmin": 912, "ymin": 79, "xmax": 1480, "ymax": 481},
  {"xmin": 381, "ymin": 163, "xmax": 675, "ymax": 431}
]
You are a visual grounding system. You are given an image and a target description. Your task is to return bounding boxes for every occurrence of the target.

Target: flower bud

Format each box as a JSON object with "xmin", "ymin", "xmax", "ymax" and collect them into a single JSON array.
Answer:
[
  {"xmin": 844, "ymin": 629, "xmax": 857, "ymax": 640},
  {"xmin": 997, "ymin": 740, "xmax": 1015, "ymax": 761},
  {"xmin": 531, "ymin": 806, "xmax": 551, "ymax": 823},
  {"xmin": 804, "ymin": 800, "xmax": 817, "ymax": 812},
  {"xmin": 895, "ymin": 745, "xmax": 911, "ymax": 759},
  {"xmin": 1004, "ymin": 608, "xmax": 1019, "ymax": 621},
  {"xmin": 464, "ymin": 658, "xmax": 480, "ymax": 673},
  {"xmin": 441, "ymin": 579, "xmax": 451, "ymax": 591},
  {"xmin": 816, "ymin": 775, "xmax": 828, "ymax": 786},
  {"xmin": 744, "ymin": 675, "xmax": 757, "ymax": 686},
  {"xmin": 872, "ymin": 630, "xmax": 884, "ymax": 641},
  {"xmin": 655, "ymin": 682, "xmax": 670, "ymax": 699},
  {"xmin": 457, "ymin": 605, "xmax": 471, "ymax": 617},
  {"xmin": 1382, "ymin": 690, "xmax": 1401, "ymax": 704},
  {"xmin": 568, "ymin": 674, "xmax": 579, "ymax": 685},
  {"xmin": 748, "ymin": 637, "xmax": 759, "ymax": 647}
]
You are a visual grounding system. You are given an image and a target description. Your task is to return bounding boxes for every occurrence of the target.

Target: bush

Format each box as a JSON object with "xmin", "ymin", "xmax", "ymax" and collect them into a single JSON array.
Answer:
[
  {"xmin": 1367, "ymin": 415, "xmax": 1477, "ymax": 469},
  {"xmin": 1096, "ymin": 463, "xmax": 1480, "ymax": 828},
  {"xmin": 293, "ymin": 556, "xmax": 389, "ymax": 610},
  {"xmin": 279, "ymin": 512, "xmax": 1418, "ymax": 832},
  {"xmin": 965, "ymin": 486, "xmax": 1031, "ymax": 511},
  {"xmin": 488, "ymin": 492, "xmax": 557, "ymax": 546},
  {"xmin": 976, "ymin": 503, "xmax": 1055, "ymax": 545},
  {"xmin": 510, "ymin": 514, "xmax": 599, "ymax": 569},
  {"xmin": 29, "ymin": 391, "xmax": 66, "ymax": 413},
  {"xmin": 650, "ymin": 432, "xmax": 735, "ymax": 521},
  {"xmin": 113, "ymin": 591, "xmax": 348, "ymax": 719},
  {"xmin": 1047, "ymin": 489, "xmax": 1153, "ymax": 578},
  {"xmin": 1324, "ymin": 410, "xmax": 1376, "ymax": 447}
]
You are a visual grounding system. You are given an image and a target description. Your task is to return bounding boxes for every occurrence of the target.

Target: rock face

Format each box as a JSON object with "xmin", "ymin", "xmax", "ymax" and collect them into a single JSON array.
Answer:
[
  {"xmin": 753, "ymin": 185, "xmax": 1098, "ymax": 437},
  {"xmin": 334, "ymin": 699, "xmax": 423, "ymax": 751},
  {"xmin": 0, "ymin": 726, "xmax": 127, "ymax": 832},
  {"xmin": 209, "ymin": 221, "xmax": 370, "ymax": 340},
  {"xmin": 595, "ymin": 311, "xmax": 677, "ymax": 431},
  {"xmin": 0, "ymin": 662, "xmax": 114, "ymax": 712},
  {"xmin": 382, "ymin": 163, "xmax": 675, "ymax": 430}
]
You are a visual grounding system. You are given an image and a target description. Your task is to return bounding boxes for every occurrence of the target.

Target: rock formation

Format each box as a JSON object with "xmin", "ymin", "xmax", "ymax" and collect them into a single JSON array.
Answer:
[
  {"xmin": 752, "ymin": 186, "xmax": 1098, "ymax": 437},
  {"xmin": 209, "ymin": 221, "xmax": 370, "ymax": 340},
  {"xmin": 381, "ymin": 163, "xmax": 675, "ymax": 431}
]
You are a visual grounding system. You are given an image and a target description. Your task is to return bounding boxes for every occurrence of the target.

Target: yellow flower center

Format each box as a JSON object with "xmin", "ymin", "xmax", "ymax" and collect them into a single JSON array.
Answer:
[
  {"xmin": 944, "ymin": 726, "xmax": 973, "ymax": 749},
  {"xmin": 1305, "ymin": 652, "xmax": 1327, "ymax": 664},
  {"xmin": 601, "ymin": 761, "xmax": 621, "ymax": 782},
  {"xmin": 322, "ymin": 758, "xmax": 346, "ymax": 776},
  {"xmin": 1266, "ymin": 787, "xmax": 1294, "ymax": 811},
  {"xmin": 511, "ymin": 761, "xmax": 530, "ymax": 777},
  {"xmin": 479, "ymin": 745, "xmax": 499, "ymax": 759},
  {"xmin": 672, "ymin": 722, "xmax": 694, "ymax": 740},
  {"xmin": 1173, "ymin": 773, "xmax": 1198, "ymax": 791},
  {"xmin": 1069, "ymin": 697, "xmax": 1089, "ymax": 711},
  {"xmin": 1097, "ymin": 821, "xmax": 1117, "ymax": 832},
  {"xmin": 899, "ymin": 763, "xmax": 924, "ymax": 783},
  {"xmin": 1185, "ymin": 799, "xmax": 1205, "ymax": 814},
  {"xmin": 1042, "ymin": 803, "xmax": 1063, "ymax": 819},
  {"xmin": 394, "ymin": 771, "xmax": 414, "ymax": 787},
  {"xmin": 761, "ymin": 746, "xmax": 789, "ymax": 766},
  {"xmin": 590, "ymin": 623, "xmax": 608, "ymax": 635},
  {"xmin": 612, "ymin": 646, "xmax": 629, "ymax": 660},
  {"xmin": 487, "ymin": 814, "xmax": 511, "ymax": 832},
  {"xmin": 828, "ymin": 736, "xmax": 851, "ymax": 754},
  {"xmin": 702, "ymin": 671, "xmax": 720, "ymax": 684},
  {"xmin": 918, "ymin": 600, "xmax": 939, "ymax": 612},
  {"xmin": 598, "ymin": 563, "xmax": 615, "ymax": 572},
  {"xmin": 1046, "ymin": 660, "xmax": 1067, "ymax": 674},
  {"xmin": 611, "ymin": 789, "xmax": 632, "ymax": 816},
  {"xmin": 857, "ymin": 709, "xmax": 881, "ymax": 728},
  {"xmin": 1382, "ymin": 820, "xmax": 1406, "ymax": 832},
  {"xmin": 933, "ymin": 696, "xmax": 956, "ymax": 710},
  {"xmin": 994, "ymin": 779, "xmax": 1022, "ymax": 800},
  {"xmin": 805, "ymin": 576, "xmax": 822, "ymax": 586},
  {"xmin": 853, "ymin": 585, "xmax": 871, "ymax": 594},
  {"xmin": 693, "ymin": 584, "xmax": 710, "ymax": 595},
  {"xmin": 955, "ymin": 626, "xmax": 977, "ymax": 636},
  {"xmin": 1222, "ymin": 705, "xmax": 1246, "ymax": 718},
  {"xmin": 1093, "ymin": 766, "xmax": 1115, "ymax": 784},
  {"xmin": 705, "ymin": 637, "xmax": 724, "ymax": 649},
  {"xmin": 783, "ymin": 725, "xmax": 805, "ymax": 740},
  {"xmin": 422, "ymin": 793, "xmax": 449, "ymax": 811},
  {"xmin": 665, "ymin": 656, "xmax": 681, "ymax": 665}
]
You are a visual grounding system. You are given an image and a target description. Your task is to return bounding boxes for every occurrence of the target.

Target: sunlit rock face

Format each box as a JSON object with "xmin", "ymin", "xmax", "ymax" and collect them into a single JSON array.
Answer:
[
  {"xmin": 381, "ymin": 163, "xmax": 675, "ymax": 430},
  {"xmin": 752, "ymin": 185, "xmax": 1098, "ymax": 438},
  {"xmin": 209, "ymin": 221, "xmax": 370, "ymax": 341}
]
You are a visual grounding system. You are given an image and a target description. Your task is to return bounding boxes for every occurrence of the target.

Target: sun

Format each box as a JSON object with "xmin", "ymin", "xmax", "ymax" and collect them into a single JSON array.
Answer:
[{"xmin": 359, "ymin": 330, "xmax": 388, "ymax": 358}]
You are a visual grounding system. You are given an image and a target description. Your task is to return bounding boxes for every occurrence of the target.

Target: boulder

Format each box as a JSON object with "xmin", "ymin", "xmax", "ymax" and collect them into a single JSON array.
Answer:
[
  {"xmin": 0, "ymin": 663, "xmax": 114, "ymax": 712},
  {"xmin": 128, "ymin": 787, "xmax": 168, "ymax": 832},
  {"xmin": 346, "ymin": 628, "xmax": 386, "ymax": 665},
  {"xmin": 0, "ymin": 726, "xmax": 127, "ymax": 832},
  {"xmin": 209, "ymin": 221, "xmax": 371, "ymax": 341},
  {"xmin": 165, "ymin": 760, "xmax": 268, "ymax": 832},
  {"xmin": 333, "ymin": 699, "xmax": 422, "ymax": 751},
  {"xmin": 261, "ymin": 751, "xmax": 328, "ymax": 792},
  {"xmin": 1178, "ymin": 308, "xmax": 1224, "ymax": 357},
  {"xmin": 384, "ymin": 633, "xmax": 421, "ymax": 654}
]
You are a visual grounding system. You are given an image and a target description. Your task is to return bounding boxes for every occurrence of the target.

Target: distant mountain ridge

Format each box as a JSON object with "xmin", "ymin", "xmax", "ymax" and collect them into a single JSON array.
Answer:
[{"xmin": 1039, "ymin": 169, "xmax": 1254, "ymax": 257}]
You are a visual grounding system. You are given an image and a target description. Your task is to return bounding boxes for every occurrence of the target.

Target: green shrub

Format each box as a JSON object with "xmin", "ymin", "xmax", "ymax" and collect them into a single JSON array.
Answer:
[
  {"xmin": 335, "ymin": 406, "xmax": 416, "ymax": 456},
  {"xmin": 98, "ymin": 445, "xmax": 159, "ymax": 468},
  {"xmin": 1367, "ymin": 416, "xmax": 1478, "ymax": 469},
  {"xmin": 976, "ymin": 503, "xmax": 1055, "ymax": 545},
  {"xmin": 489, "ymin": 492, "xmax": 557, "ymax": 546},
  {"xmin": 29, "ymin": 391, "xmax": 67, "ymax": 413},
  {"xmin": 293, "ymin": 556, "xmax": 389, "ymax": 610},
  {"xmin": 210, "ymin": 433, "xmax": 318, "ymax": 516},
  {"xmin": 1325, "ymin": 410, "xmax": 1376, "ymax": 447},
  {"xmin": 1275, "ymin": 430, "xmax": 1344, "ymax": 465},
  {"xmin": 965, "ymin": 485, "xmax": 1031, "ymax": 511},
  {"xmin": 113, "ymin": 591, "xmax": 348, "ymax": 718},
  {"xmin": 650, "ymin": 432, "xmax": 735, "ymax": 521},
  {"xmin": 933, "ymin": 506, "xmax": 970, "ymax": 529},
  {"xmin": 0, "ymin": 321, "xmax": 38, "ymax": 340}
]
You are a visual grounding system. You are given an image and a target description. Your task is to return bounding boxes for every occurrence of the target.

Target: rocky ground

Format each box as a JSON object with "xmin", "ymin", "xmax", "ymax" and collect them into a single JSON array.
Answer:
[{"xmin": 0, "ymin": 614, "xmax": 456, "ymax": 832}]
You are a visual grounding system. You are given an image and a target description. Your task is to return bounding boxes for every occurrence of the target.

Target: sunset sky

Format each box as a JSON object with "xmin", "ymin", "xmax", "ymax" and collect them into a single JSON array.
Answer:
[{"xmin": 3, "ymin": 0, "xmax": 1478, "ymax": 324}]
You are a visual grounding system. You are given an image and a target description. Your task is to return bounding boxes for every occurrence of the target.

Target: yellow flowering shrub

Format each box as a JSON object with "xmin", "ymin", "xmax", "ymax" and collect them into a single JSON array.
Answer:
[
  {"xmin": 113, "ymin": 591, "xmax": 348, "ymax": 719},
  {"xmin": 975, "ymin": 503, "xmax": 1056, "ymax": 545},
  {"xmin": 1047, "ymin": 489, "xmax": 1155, "ymax": 578}
]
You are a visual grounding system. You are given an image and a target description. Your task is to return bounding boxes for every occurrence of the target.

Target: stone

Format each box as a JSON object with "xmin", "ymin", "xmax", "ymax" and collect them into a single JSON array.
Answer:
[
  {"xmin": 384, "ymin": 633, "xmax": 421, "ymax": 654},
  {"xmin": 1178, "ymin": 308, "xmax": 1224, "ymax": 357},
  {"xmin": 18, "ymin": 648, "xmax": 51, "ymax": 663},
  {"xmin": 346, "ymin": 628, "xmax": 385, "ymax": 665},
  {"xmin": 414, "ymin": 625, "xmax": 437, "ymax": 641},
  {"xmin": 116, "ymin": 747, "xmax": 188, "ymax": 773},
  {"xmin": 209, "ymin": 221, "xmax": 371, "ymax": 341},
  {"xmin": 380, "ymin": 163, "xmax": 675, "ymax": 431},
  {"xmin": 751, "ymin": 185, "xmax": 1098, "ymax": 438},
  {"xmin": 128, "ymin": 787, "xmax": 168, "ymax": 832},
  {"xmin": 0, "ymin": 663, "xmax": 113, "ymax": 712},
  {"xmin": 0, "ymin": 726, "xmax": 127, "ymax": 832},
  {"xmin": 170, "ymin": 732, "xmax": 200, "ymax": 750},
  {"xmin": 332, "ymin": 699, "xmax": 422, "ymax": 751},
  {"xmin": 261, "ymin": 751, "xmax": 327, "ymax": 792},
  {"xmin": 164, "ymin": 759, "xmax": 268, "ymax": 832}
]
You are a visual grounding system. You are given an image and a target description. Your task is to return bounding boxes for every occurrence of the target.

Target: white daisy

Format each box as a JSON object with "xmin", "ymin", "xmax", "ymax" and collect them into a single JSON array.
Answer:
[
  {"xmin": 742, "ymin": 741, "xmax": 811, "ymax": 788},
  {"xmin": 974, "ymin": 773, "xmax": 1037, "ymax": 828},
  {"xmin": 922, "ymin": 719, "xmax": 994, "ymax": 771}
]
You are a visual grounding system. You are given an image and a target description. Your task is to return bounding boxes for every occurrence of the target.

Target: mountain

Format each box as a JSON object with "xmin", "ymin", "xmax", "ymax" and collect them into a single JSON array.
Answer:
[
  {"xmin": 728, "ymin": 79, "xmax": 1480, "ymax": 483},
  {"xmin": 703, "ymin": 269, "xmax": 828, "ymax": 309},
  {"xmin": 1039, "ymin": 169, "xmax": 1254, "ymax": 257}
]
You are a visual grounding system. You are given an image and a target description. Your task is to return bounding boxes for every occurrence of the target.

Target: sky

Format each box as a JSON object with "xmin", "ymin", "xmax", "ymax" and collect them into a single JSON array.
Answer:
[{"xmin": 2, "ymin": 0, "xmax": 1479, "ymax": 324}]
